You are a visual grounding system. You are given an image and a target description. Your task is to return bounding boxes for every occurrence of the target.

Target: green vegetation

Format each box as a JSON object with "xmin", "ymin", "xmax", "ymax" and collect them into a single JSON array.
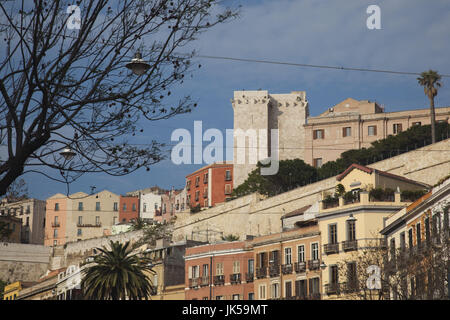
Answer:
[
  {"xmin": 81, "ymin": 240, "xmax": 154, "ymax": 300},
  {"xmin": 233, "ymin": 123, "xmax": 449, "ymax": 198},
  {"xmin": 221, "ymin": 234, "xmax": 240, "ymax": 242},
  {"xmin": 417, "ymin": 70, "xmax": 442, "ymax": 144}
]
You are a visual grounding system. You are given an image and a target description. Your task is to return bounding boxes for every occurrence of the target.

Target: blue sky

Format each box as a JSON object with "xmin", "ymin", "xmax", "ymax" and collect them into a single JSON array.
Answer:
[{"xmin": 22, "ymin": 0, "xmax": 450, "ymax": 199}]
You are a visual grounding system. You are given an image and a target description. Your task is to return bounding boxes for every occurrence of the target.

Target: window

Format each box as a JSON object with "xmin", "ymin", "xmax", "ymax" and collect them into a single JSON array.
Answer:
[
  {"xmin": 408, "ymin": 228, "xmax": 413, "ymax": 248},
  {"xmin": 330, "ymin": 265, "xmax": 339, "ymax": 285},
  {"xmin": 313, "ymin": 158, "xmax": 323, "ymax": 168},
  {"xmin": 225, "ymin": 184, "xmax": 232, "ymax": 195},
  {"xmin": 425, "ymin": 217, "xmax": 430, "ymax": 243},
  {"xmin": 202, "ymin": 264, "xmax": 209, "ymax": 277},
  {"xmin": 313, "ymin": 129, "xmax": 324, "ymax": 139},
  {"xmin": 248, "ymin": 293, "xmax": 255, "ymax": 300},
  {"xmin": 284, "ymin": 247, "xmax": 292, "ymax": 265},
  {"xmin": 186, "ymin": 180, "xmax": 191, "ymax": 190},
  {"xmin": 53, "ymin": 229, "xmax": 58, "ymax": 238},
  {"xmin": 143, "ymin": 203, "xmax": 147, "ymax": 212},
  {"xmin": 347, "ymin": 220, "xmax": 356, "ymax": 241},
  {"xmin": 216, "ymin": 263, "xmax": 224, "ymax": 276},
  {"xmin": 225, "ymin": 170, "xmax": 232, "ymax": 181},
  {"xmin": 393, "ymin": 123, "xmax": 403, "ymax": 134},
  {"xmin": 412, "ymin": 121, "xmax": 421, "ymax": 126},
  {"xmin": 416, "ymin": 223, "xmax": 421, "ymax": 247},
  {"xmin": 155, "ymin": 203, "xmax": 158, "ymax": 210},
  {"xmin": 311, "ymin": 243, "xmax": 319, "ymax": 260},
  {"xmin": 96, "ymin": 202, "xmax": 100, "ymax": 211},
  {"xmin": 54, "ymin": 216, "xmax": 59, "ymax": 224},
  {"xmin": 248, "ymin": 259, "xmax": 254, "ymax": 274},
  {"xmin": 26, "ymin": 205, "xmax": 30, "ymax": 214},
  {"xmin": 123, "ymin": 203, "xmax": 127, "ymax": 211},
  {"xmin": 78, "ymin": 216, "xmax": 83, "ymax": 225},
  {"xmin": 95, "ymin": 216, "xmax": 100, "ymax": 225},
  {"xmin": 132, "ymin": 203, "xmax": 136, "ymax": 211},
  {"xmin": 259, "ymin": 285, "xmax": 266, "ymax": 300},
  {"xmin": 26, "ymin": 217, "xmax": 29, "ymax": 226},
  {"xmin": 195, "ymin": 191, "xmax": 199, "ymax": 202},
  {"xmin": 309, "ymin": 277, "xmax": 320, "ymax": 295},
  {"xmin": 53, "ymin": 240, "xmax": 58, "ymax": 246},
  {"xmin": 232, "ymin": 294, "xmax": 240, "ymax": 300},
  {"xmin": 329, "ymin": 224, "xmax": 338, "ymax": 244},
  {"xmin": 368, "ymin": 125, "xmax": 377, "ymax": 136},
  {"xmin": 233, "ymin": 261, "xmax": 240, "ymax": 274},
  {"xmin": 204, "ymin": 173, "xmax": 208, "ymax": 183},
  {"xmin": 78, "ymin": 202, "xmax": 83, "ymax": 211},
  {"xmin": 295, "ymin": 280, "xmax": 307, "ymax": 298},
  {"xmin": 113, "ymin": 202, "xmax": 118, "ymax": 211},
  {"xmin": 271, "ymin": 283, "xmax": 280, "ymax": 299},
  {"xmin": 77, "ymin": 229, "xmax": 82, "ymax": 236},
  {"xmin": 55, "ymin": 203, "xmax": 59, "ymax": 211},
  {"xmin": 343, "ymin": 127, "xmax": 351, "ymax": 137},
  {"xmin": 297, "ymin": 245, "xmax": 305, "ymax": 262},
  {"xmin": 195, "ymin": 176, "xmax": 200, "ymax": 187},
  {"xmin": 400, "ymin": 232, "xmax": 406, "ymax": 251},
  {"xmin": 216, "ymin": 295, "xmax": 224, "ymax": 300},
  {"xmin": 113, "ymin": 216, "xmax": 117, "ymax": 225},
  {"xmin": 192, "ymin": 265, "xmax": 199, "ymax": 279},
  {"xmin": 347, "ymin": 262, "xmax": 357, "ymax": 290},
  {"xmin": 285, "ymin": 281, "xmax": 292, "ymax": 298},
  {"xmin": 204, "ymin": 199, "xmax": 208, "ymax": 207}
]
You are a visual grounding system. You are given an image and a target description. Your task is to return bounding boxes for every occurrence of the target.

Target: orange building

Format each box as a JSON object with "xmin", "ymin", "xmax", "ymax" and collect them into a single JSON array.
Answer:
[
  {"xmin": 119, "ymin": 195, "xmax": 139, "ymax": 223},
  {"xmin": 252, "ymin": 221, "xmax": 322, "ymax": 300},
  {"xmin": 186, "ymin": 163, "xmax": 233, "ymax": 210},
  {"xmin": 45, "ymin": 193, "xmax": 68, "ymax": 246},
  {"xmin": 185, "ymin": 241, "xmax": 255, "ymax": 300}
]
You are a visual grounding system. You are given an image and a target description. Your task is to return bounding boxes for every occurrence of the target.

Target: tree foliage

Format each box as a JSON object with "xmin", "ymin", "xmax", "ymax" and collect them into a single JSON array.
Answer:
[
  {"xmin": 417, "ymin": 70, "xmax": 442, "ymax": 144},
  {"xmin": 0, "ymin": 0, "xmax": 238, "ymax": 196},
  {"xmin": 81, "ymin": 240, "xmax": 154, "ymax": 300}
]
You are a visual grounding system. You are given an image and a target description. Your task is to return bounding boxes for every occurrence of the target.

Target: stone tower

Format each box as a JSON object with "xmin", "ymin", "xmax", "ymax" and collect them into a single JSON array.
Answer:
[{"xmin": 232, "ymin": 90, "xmax": 309, "ymax": 187}]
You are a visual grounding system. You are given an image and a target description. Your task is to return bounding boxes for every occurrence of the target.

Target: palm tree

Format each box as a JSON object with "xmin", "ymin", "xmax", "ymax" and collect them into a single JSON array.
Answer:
[
  {"xmin": 221, "ymin": 234, "xmax": 240, "ymax": 242},
  {"xmin": 130, "ymin": 217, "xmax": 147, "ymax": 231},
  {"xmin": 81, "ymin": 240, "xmax": 154, "ymax": 300},
  {"xmin": 417, "ymin": 70, "xmax": 442, "ymax": 144}
]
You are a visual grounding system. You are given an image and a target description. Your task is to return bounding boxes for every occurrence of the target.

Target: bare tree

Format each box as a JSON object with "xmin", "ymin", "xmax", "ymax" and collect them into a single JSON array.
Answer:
[
  {"xmin": 0, "ymin": 0, "xmax": 238, "ymax": 196},
  {"xmin": 3, "ymin": 178, "xmax": 28, "ymax": 202}
]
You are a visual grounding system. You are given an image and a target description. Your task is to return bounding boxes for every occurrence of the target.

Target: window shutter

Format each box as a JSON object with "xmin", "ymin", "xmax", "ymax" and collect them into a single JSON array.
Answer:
[
  {"xmin": 374, "ymin": 125, "xmax": 377, "ymax": 135},
  {"xmin": 313, "ymin": 130, "xmax": 317, "ymax": 139},
  {"xmin": 188, "ymin": 266, "xmax": 192, "ymax": 279}
]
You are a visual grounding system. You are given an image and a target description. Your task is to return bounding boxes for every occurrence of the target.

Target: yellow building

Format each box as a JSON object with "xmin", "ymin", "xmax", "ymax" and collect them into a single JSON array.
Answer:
[
  {"xmin": 3, "ymin": 281, "xmax": 35, "ymax": 300},
  {"xmin": 317, "ymin": 164, "xmax": 430, "ymax": 300}
]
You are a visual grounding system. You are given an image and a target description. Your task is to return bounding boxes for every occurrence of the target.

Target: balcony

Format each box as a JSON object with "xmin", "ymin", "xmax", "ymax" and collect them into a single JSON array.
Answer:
[
  {"xmin": 200, "ymin": 276, "xmax": 209, "ymax": 287},
  {"xmin": 281, "ymin": 264, "xmax": 293, "ymax": 275},
  {"xmin": 51, "ymin": 222, "xmax": 60, "ymax": 228},
  {"xmin": 324, "ymin": 243, "xmax": 339, "ymax": 255},
  {"xmin": 269, "ymin": 264, "xmax": 280, "ymax": 277},
  {"xmin": 308, "ymin": 259, "xmax": 320, "ymax": 271},
  {"xmin": 189, "ymin": 278, "xmax": 200, "ymax": 288},
  {"xmin": 325, "ymin": 283, "xmax": 340, "ymax": 295},
  {"xmin": 77, "ymin": 223, "xmax": 102, "ymax": 228},
  {"xmin": 256, "ymin": 267, "xmax": 267, "ymax": 279},
  {"xmin": 342, "ymin": 240, "xmax": 358, "ymax": 252},
  {"xmin": 245, "ymin": 272, "xmax": 254, "ymax": 283},
  {"xmin": 294, "ymin": 261, "xmax": 306, "ymax": 273},
  {"xmin": 230, "ymin": 273, "xmax": 241, "ymax": 285},
  {"xmin": 213, "ymin": 275, "xmax": 225, "ymax": 286}
]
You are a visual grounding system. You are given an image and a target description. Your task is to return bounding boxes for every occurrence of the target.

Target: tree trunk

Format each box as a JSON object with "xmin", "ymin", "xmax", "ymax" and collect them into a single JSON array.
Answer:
[{"xmin": 429, "ymin": 96, "xmax": 436, "ymax": 144}]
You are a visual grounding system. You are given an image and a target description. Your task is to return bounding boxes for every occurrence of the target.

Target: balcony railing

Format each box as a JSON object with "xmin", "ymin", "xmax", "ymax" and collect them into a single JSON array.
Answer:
[
  {"xmin": 324, "ymin": 243, "xmax": 339, "ymax": 255},
  {"xmin": 269, "ymin": 264, "xmax": 280, "ymax": 277},
  {"xmin": 230, "ymin": 273, "xmax": 241, "ymax": 285},
  {"xmin": 200, "ymin": 276, "xmax": 209, "ymax": 287},
  {"xmin": 294, "ymin": 261, "xmax": 306, "ymax": 273},
  {"xmin": 245, "ymin": 272, "xmax": 254, "ymax": 283},
  {"xmin": 281, "ymin": 264, "xmax": 293, "ymax": 275},
  {"xmin": 308, "ymin": 259, "xmax": 320, "ymax": 271},
  {"xmin": 325, "ymin": 283, "xmax": 340, "ymax": 295},
  {"xmin": 77, "ymin": 223, "xmax": 102, "ymax": 228},
  {"xmin": 189, "ymin": 278, "xmax": 200, "ymax": 288},
  {"xmin": 256, "ymin": 267, "xmax": 267, "ymax": 279},
  {"xmin": 51, "ymin": 222, "xmax": 60, "ymax": 227},
  {"xmin": 213, "ymin": 275, "xmax": 225, "ymax": 286},
  {"xmin": 342, "ymin": 240, "xmax": 358, "ymax": 252}
]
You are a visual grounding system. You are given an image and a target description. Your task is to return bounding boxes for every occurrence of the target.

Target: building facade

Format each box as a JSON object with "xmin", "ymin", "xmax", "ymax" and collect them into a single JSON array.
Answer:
[
  {"xmin": 317, "ymin": 164, "xmax": 430, "ymax": 299},
  {"xmin": 119, "ymin": 195, "xmax": 139, "ymax": 223},
  {"xmin": 185, "ymin": 241, "xmax": 255, "ymax": 300},
  {"xmin": 252, "ymin": 225, "xmax": 322, "ymax": 300},
  {"xmin": 44, "ymin": 190, "xmax": 120, "ymax": 246},
  {"xmin": 0, "ymin": 215, "xmax": 22, "ymax": 243},
  {"xmin": 127, "ymin": 186, "xmax": 164, "ymax": 221},
  {"xmin": 231, "ymin": 89, "xmax": 450, "ymax": 185},
  {"xmin": 186, "ymin": 163, "xmax": 233, "ymax": 210},
  {"xmin": 0, "ymin": 198, "xmax": 46, "ymax": 244}
]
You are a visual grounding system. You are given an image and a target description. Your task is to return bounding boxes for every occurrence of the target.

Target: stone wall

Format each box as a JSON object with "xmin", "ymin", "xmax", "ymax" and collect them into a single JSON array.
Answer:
[
  {"xmin": 0, "ymin": 243, "xmax": 51, "ymax": 282},
  {"xmin": 173, "ymin": 139, "xmax": 450, "ymax": 242}
]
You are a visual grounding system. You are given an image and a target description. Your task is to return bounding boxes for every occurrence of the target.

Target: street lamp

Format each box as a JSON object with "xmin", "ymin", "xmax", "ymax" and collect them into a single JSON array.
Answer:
[
  {"xmin": 320, "ymin": 262, "xmax": 327, "ymax": 270},
  {"xmin": 60, "ymin": 148, "xmax": 76, "ymax": 161},
  {"xmin": 126, "ymin": 51, "xmax": 150, "ymax": 76},
  {"xmin": 346, "ymin": 213, "xmax": 357, "ymax": 222}
]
